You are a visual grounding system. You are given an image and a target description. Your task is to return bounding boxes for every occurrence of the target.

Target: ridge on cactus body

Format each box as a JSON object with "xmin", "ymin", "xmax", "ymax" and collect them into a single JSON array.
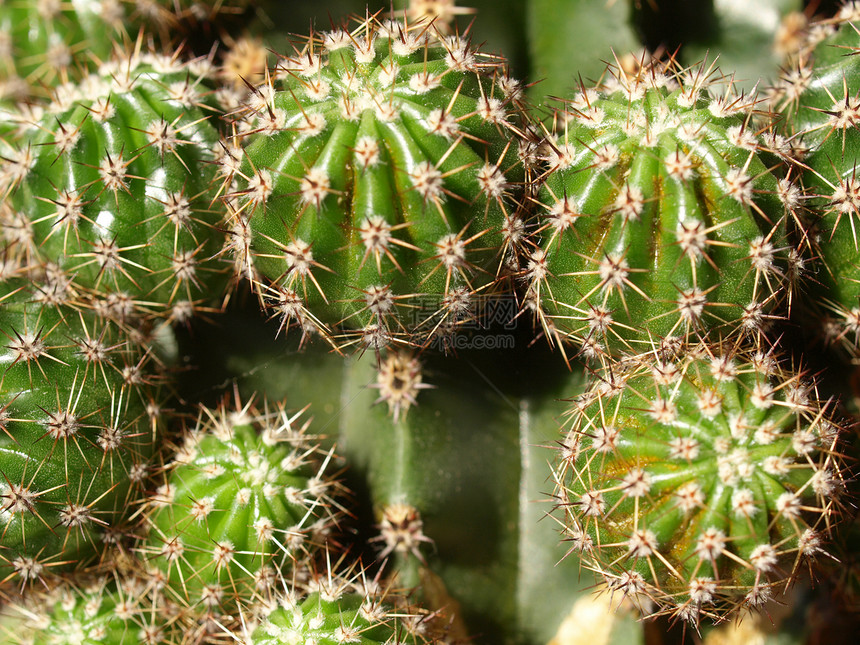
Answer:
[
  {"xmin": 525, "ymin": 59, "xmax": 798, "ymax": 360},
  {"xmin": 552, "ymin": 341, "xmax": 847, "ymax": 623},
  {"xmin": 0, "ymin": 281, "xmax": 160, "ymax": 586},
  {"xmin": 138, "ymin": 395, "xmax": 342, "ymax": 626},
  {"xmin": 0, "ymin": 46, "xmax": 229, "ymax": 329},
  {"xmin": 222, "ymin": 13, "xmax": 529, "ymax": 349},
  {"xmin": 770, "ymin": 5, "xmax": 860, "ymax": 357}
]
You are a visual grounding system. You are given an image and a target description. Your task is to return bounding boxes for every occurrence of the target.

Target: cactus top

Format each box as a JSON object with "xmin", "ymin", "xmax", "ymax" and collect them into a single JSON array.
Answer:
[
  {"xmin": 252, "ymin": 583, "xmax": 437, "ymax": 645},
  {"xmin": 553, "ymin": 343, "xmax": 846, "ymax": 622},
  {"xmin": 7, "ymin": 577, "xmax": 171, "ymax": 645},
  {"xmin": 527, "ymin": 60, "xmax": 798, "ymax": 359},
  {"xmin": 223, "ymin": 14, "xmax": 528, "ymax": 348}
]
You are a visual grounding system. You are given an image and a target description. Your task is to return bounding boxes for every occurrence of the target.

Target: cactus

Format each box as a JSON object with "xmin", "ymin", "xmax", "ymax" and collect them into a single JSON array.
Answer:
[
  {"xmin": 4, "ymin": 1, "xmax": 860, "ymax": 644},
  {"xmin": 770, "ymin": 5, "xmax": 860, "ymax": 356},
  {"xmin": 4, "ymin": 575, "xmax": 174, "ymax": 645},
  {"xmin": 137, "ymin": 396, "xmax": 341, "ymax": 624},
  {"xmin": 0, "ymin": 46, "xmax": 228, "ymax": 329},
  {"xmin": 524, "ymin": 59, "xmax": 798, "ymax": 359},
  {"xmin": 247, "ymin": 562, "xmax": 444, "ymax": 645},
  {"xmin": 552, "ymin": 343, "xmax": 847, "ymax": 622},
  {"xmin": 0, "ymin": 281, "xmax": 160, "ymax": 584},
  {"xmin": 0, "ymin": 0, "xmax": 254, "ymax": 101},
  {"xmin": 222, "ymin": 12, "xmax": 528, "ymax": 348}
]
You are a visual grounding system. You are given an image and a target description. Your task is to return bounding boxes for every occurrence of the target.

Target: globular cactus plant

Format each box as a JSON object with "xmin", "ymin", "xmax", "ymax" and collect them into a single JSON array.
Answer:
[
  {"xmin": 0, "ymin": 281, "xmax": 160, "ymax": 585},
  {"xmin": 0, "ymin": 45, "xmax": 228, "ymax": 331},
  {"xmin": 770, "ymin": 5, "xmax": 860, "ymax": 356},
  {"xmin": 5, "ymin": 1, "xmax": 860, "ymax": 644},
  {"xmin": 552, "ymin": 342, "xmax": 847, "ymax": 623},
  {"xmin": 4, "ymin": 575, "xmax": 174, "ymax": 645},
  {"xmin": 524, "ymin": 59, "xmax": 798, "ymax": 359},
  {"xmin": 0, "ymin": 0, "xmax": 254, "ymax": 101},
  {"xmin": 137, "ymin": 396, "xmax": 342, "ymax": 626},
  {"xmin": 248, "ymin": 561, "xmax": 444, "ymax": 645},
  {"xmin": 223, "ymin": 12, "xmax": 529, "ymax": 349}
]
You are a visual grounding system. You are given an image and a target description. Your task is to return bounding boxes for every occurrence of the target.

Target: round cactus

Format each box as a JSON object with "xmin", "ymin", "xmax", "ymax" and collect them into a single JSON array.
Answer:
[
  {"xmin": 770, "ymin": 6, "xmax": 860, "ymax": 356},
  {"xmin": 222, "ymin": 13, "xmax": 528, "ymax": 348},
  {"xmin": 138, "ymin": 396, "xmax": 341, "ymax": 619},
  {"xmin": 0, "ymin": 0, "xmax": 255, "ymax": 101},
  {"xmin": 5, "ymin": 575, "xmax": 174, "ymax": 645},
  {"xmin": 249, "ymin": 565, "xmax": 442, "ymax": 645},
  {"xmin": 0, "ymin": 281, "xmax": 160, "ymax": 585},
  {"xmin": 525, "ymin": 60, "xmax": 798, "ymax": 359},
  {"xmin": 552, "ymin": 342, "xmax": 846, "ymax": 622},
  {"xmin": 0, "ymin": 47, "xmax": 228, "ymax": 329}
]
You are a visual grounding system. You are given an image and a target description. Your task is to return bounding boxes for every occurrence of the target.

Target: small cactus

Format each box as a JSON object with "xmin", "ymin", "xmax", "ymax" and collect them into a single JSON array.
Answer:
[
  {"xmin": 771, "ymin": 5, "xmax": 860, "ymax": 356},
  {"xmin": 248, "ymin": 560, "xmax": 443, "ymax": 645},
  {"xmin": 525, "ymin": 59, "xmax": 798, "ymax": 359},
  {"xmin": 138, "ymin": 396, "xmax": 341, "ymax": 621},
  {"xmin": 5, "ymin": 575, "xmax": 173, "ymax": 645},
  {"xmin": 0, "ymin": 46, "xmax": 228, "ymax": 329},
  {"xmin": 552, "ymin": 342, "xmax": 847, "ymax": 623},
  {"xmin": 223, "ymin": 13, "xmax": 528, "ymax": 348}
]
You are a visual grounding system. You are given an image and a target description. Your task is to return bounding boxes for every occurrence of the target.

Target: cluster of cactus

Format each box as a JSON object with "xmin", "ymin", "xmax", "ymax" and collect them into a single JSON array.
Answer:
[{"xmin": 4, "ymin": 1, "xmax": 860, "ymax": 644}]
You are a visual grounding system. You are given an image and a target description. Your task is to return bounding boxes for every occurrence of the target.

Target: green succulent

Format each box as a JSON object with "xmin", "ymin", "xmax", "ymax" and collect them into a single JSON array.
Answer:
[
  {"xmin": 552, "ymin": 342, "xmax": 846, "ymax": 622},
  {"xmin": 0, "ymin": 48, "xmax": 229, "ymax": 328},
  {"xmin": 0, "ymin": 281, "xmax": 159, "ymax": 584},
  {"xmin": 222, "ymin": 13, "xmax": 529, "ymax": 349},
  {"xmin": 524, "ymin": 59, "xmax": 797, "ymax": 359}
]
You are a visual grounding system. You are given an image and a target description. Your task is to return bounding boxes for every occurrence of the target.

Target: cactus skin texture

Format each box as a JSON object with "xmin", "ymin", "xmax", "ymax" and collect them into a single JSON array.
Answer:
[
  {"xmin": 0, "ymin": 282, "xmax": 159, "ymax": 585},
  {"xmin": 138, "ymin": 397, "xmax": 341, "ymax": 625},
  {"xmin": 552, "ymin": 343, "xmax": 846, "ymax": 623},
  {"xmin": 224, "ymin": 14, "xmax": 527, "ymax": 348},
  {"xmin": 771, "ymin": 5, "xmax": 860, "ymax": 355},
  {"xmin": 526, "ymin": 60, "xmax": 796, "ymax": 359},
  {"xmin": 0, "ymin": 49, "xmax": 227, "ymax": 329}
]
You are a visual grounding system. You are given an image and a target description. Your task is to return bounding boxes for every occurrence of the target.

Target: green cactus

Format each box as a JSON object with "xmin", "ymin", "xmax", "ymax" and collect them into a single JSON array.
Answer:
[
  {"xmin": 222, "ymin": 12, "xmax": 528, "ymax": 348},
  {"xmin": 0, "ymin": 281, "xmax": 159, "ymax": 584},
  {"xmin": 770, "ymin": 6, "xmax": 860, "ymax": 356},
  {"xmin": 0, "ymin": 0, "xmax": 255, "ymax": 101},
  {"xmin": 0, "ymin": 47, "xmax": 228, "ymax": 328},
  {"xmin": 3, "ymin": 1, "xmax": 860, "ymax": 644},
  {"xmin": 138, "ymin": 396, "xmax": 341, "ymax": 625},
  {"xmin": 248, "ymin": 566, "xmax": 443, "ymax": 645},
  {"xmin": 552, "ymin": 342, "xmax": 846, "ymax": 623},
  {"xmin": 3, "ymin": 575, "xmax": 175, "ymax": 645},
  {"xmin": 524, "ymin": 59, "xmax": 798, "ymax": 359}
]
